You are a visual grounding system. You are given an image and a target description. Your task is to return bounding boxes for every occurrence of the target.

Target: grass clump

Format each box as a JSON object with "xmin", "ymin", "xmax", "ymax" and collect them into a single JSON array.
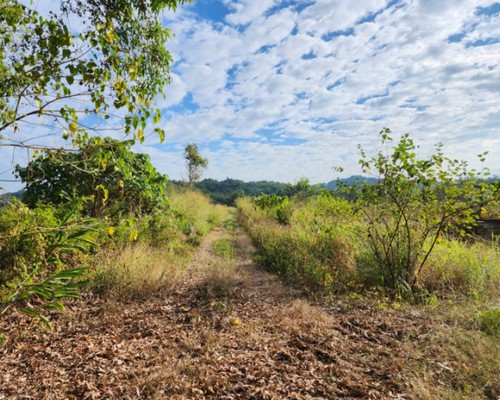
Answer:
[
  {"xmin": 198, "ymin": 258, "xmax": 240, "ymax": 301},
  {"xmin": 476, "ymin": 308, "xmax": 500, "ymax": 336},
  {"xmin": 92, "ymin": 243, "xmax": 186, "ymax": 299},
  {"xmin": 212, "ymin": 238, "xmax": 235, "ymax": 258}
]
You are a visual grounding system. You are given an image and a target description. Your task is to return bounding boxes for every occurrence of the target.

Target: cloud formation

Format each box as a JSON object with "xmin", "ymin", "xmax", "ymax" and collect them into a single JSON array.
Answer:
[
  {"xmin": 2, "ymin": 0, "xmax": 499, "ymax": 191},
  {"xmin": 151, "ymin": 0, "xmax": 500, "ymax": 183}
]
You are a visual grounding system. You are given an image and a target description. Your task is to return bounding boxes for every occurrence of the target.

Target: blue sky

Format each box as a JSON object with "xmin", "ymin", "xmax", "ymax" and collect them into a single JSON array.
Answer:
[{"xmin": 1, "ymin": 0, "xmax": 500, "ymax": 190}]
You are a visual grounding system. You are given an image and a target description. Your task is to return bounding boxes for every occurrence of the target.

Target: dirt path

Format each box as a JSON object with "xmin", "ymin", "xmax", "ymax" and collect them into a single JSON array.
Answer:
[{"xmin": 0, "ymin": 228, "xmax": 468, "ymax": 399}]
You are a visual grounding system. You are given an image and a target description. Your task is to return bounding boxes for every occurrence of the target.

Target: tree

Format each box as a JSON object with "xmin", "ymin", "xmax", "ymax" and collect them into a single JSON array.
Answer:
[
  {"xmin": 15, "ymin": 137, "xmax": 168, "ymax": 218},
  {"xmin": 0, "ymin": 0, "xmax": 188, "ymax": 159},
  {"xmin": 344, "ymin": 129, "xmax": 498, "ymax": 299},
  {"xmin": 184, "ymin": 143, "xmax": 208, "ymax": 185}
]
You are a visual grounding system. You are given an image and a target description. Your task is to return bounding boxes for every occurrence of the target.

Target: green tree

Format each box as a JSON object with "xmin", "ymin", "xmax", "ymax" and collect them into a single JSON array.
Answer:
[
  {"xmin": 0, "ymin": 0, "xmax": 187, "ymax": 324},
  {"xmin": 184, "ymin": 143, "xmax": 208, "ymax": 185},
  {"xmin": 15, "ymin": 137, "xmax": 168, "ymax": 218},
  {"xmin": 345, "ymin": 129, "xmax": 498, "ymax": 299},
  {"xmin": 0, "ymin": 0, "xmax": 188, "ymax": 153}
]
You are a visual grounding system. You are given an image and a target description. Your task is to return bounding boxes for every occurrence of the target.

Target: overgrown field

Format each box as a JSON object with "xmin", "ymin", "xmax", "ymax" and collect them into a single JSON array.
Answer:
[
  {"xmin": 236, "ymin": 190, "xmax": 499, "ymax": 398},
  {"xmin": 1, "ymin": 133, "xmax": 499, "ymax": 398},
  {"xmin": 0, "ymin": 187, "xmax": 232, "ymax": 325}
]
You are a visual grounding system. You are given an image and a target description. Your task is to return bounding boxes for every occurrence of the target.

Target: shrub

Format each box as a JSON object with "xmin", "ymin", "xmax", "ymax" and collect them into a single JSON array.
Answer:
[
  {"xmin": 0, "ymin": 200, "xmax": 96, "ymax": 285},
  {"xmin": 340, "ymin": 129, "xmax": 498, "ymax": 299}
]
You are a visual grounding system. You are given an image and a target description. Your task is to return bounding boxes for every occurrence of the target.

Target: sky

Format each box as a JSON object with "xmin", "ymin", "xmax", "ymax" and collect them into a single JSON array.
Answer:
[{"xmin": 1, "ymin": 0, "xmax": 500, "ymax": 191}]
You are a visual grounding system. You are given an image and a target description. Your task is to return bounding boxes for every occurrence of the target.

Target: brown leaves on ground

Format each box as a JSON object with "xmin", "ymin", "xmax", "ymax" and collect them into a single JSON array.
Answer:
[{"xmin": 1, "ymin": 229, "xmax": 498, "ymax": 399}]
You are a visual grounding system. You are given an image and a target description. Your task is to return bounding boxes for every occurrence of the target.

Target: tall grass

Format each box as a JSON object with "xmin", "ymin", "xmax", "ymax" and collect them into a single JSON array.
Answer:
[
  {"xmin": 91, "ymin": 189, "xmax": 232, "ymax": 299},
  {"xmin": 422, "ymin": 240, "xmax": 500, "ymax": 298},
  {"xmin": 169, "ymin": 188, "xmax": 231, "ymax": 244},
  {"xmin": 238, "ymin": 195, "xmax": 500, "ymax": 301},
  {"xmin": 92, "ymin": 243, "xmax": 186, "ymax": 299},
  {"xmin": 238, "ymin": 196, "xmax": 357, "ymax": 292}
]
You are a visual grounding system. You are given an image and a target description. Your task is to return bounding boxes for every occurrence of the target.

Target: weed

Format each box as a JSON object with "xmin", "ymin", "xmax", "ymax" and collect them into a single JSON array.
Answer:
[
  {"xmin": 477, "ymin": 308, "xmax": 500, "ymax": 336},
  {"xmin": 198, "ymin": 258, "xmax": 240, "ymax": 301},
  {"xmin": 212, "ymin": 238, "xmax": 235, "ymax": 258}
]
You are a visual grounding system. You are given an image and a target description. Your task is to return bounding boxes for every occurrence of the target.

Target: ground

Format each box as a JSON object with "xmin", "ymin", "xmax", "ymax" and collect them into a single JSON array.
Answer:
[{"xmin": 0, "ymin": 228, "xmax": 498, "ymax": 399}]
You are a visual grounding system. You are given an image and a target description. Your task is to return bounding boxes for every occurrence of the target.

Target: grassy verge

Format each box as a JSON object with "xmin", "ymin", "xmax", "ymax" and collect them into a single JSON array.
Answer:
[{"xmin": 91, "ymin": 189, "xmax": 233, "ymax": 299}]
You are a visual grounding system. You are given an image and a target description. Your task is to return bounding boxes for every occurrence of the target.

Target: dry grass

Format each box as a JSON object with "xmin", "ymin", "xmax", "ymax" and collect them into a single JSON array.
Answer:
[
  {"xmin": 279, "ymin": 299, "xmax": 335, "ymax": 336},
  {"xmin": 422, "ymin": 239, "xmax": 500, "ymax": 298},
  {"xmin": 197, "ymin": 257, "xmax": 241, "ymax": 301},
  {"xmin": 92, "ymin": 242, "xmax": 187, "ymax": 299}
]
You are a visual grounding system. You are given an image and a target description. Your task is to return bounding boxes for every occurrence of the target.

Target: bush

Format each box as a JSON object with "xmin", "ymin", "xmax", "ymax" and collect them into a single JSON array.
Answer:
[
  {"xmin": 238, "ymin": 196, "xmax": 356, "ymax": 292},
  {"xmin": 340, "ymin": 130, "xmax": 498, "ymax": 298},
  {"xmin": 0, "ymin": 200, "xmax": 95, "ymax": 285}
]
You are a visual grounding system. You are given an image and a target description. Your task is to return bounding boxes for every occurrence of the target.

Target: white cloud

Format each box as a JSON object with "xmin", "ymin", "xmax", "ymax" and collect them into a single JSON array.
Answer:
[{"xmin": 4, "ymin": 0, "xmax": 500, "ymax": 191}]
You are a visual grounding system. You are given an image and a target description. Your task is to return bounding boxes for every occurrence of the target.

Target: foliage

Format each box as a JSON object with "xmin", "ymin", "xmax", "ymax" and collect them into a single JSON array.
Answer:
[
  {"xmin": 238, "ymin": 196, "xmax": 356, "ymax": 292},
  {"xmin": 194, "ymin": 178, "xmax": 291, "ymax": 205},
  {"xmin": 255, "ymin": 193, "xmax": 292, "ymax": 225},
  {"xmin": 3, "ymin": 267, "xmax": 88, "ymax": 328},
  {"xmin": 341, "ymin": 129, "xmax": 499, "ymax": 299},
  {"xmin": 16, "ymin": 136, "xmax": 168, "ymax": 218},
  {"xmin": 476, "ymin": 308, "xmax": 500, "ymax": 336},
  {"xmin": 0, "ymin": 200, "xmax": 98, "ymax": 326},
  {"xmin": 284, "ymin": 178, "xmax": 323, "ymax": 200},
  {"xmin": 0, "ymin": 200, "xmax": 97, "ymax": 284},
  {"xmin": 0, "ymin": 0, "xmax": 202, "ymax": 327},
  {"xmin": 184, "ymin": 143, "xmax": 208, "ymax": 185},
  {"xmin": 0, "ymin": 0, "xmax": 188, "ymax": 149}
]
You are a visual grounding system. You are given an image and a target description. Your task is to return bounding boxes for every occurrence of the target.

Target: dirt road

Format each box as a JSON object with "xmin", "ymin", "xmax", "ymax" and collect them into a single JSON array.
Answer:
[{"xmin": 1, "ymin": 227, "xmax": 495, "ymax": 399}]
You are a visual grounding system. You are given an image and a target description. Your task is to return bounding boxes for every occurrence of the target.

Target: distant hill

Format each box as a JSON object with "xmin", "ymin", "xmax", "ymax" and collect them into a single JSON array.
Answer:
[
  {"xmin": 324, "ymin": 175, "xmax": 378, "ymax": 190},
  {"xmin": 0, "ymin": 189, "xmax": 25, "ymax": 206},
  {"xmin": 194, "ymin": 178, "xmax": 291, "ymax": 205}
]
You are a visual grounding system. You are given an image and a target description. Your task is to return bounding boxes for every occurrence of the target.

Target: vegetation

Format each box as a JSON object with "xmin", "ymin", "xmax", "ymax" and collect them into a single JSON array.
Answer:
[
  {"xmin": 184, "ymin": 143, "xmax": 208, "ymax": 185},
  {"xmin": 343, "ymin": 129, "xmax": 498, "ymax": 298},
  {"xmin": 193, "ymin": 177, "xmax": 323, "ymax": 205},
  {"xmin": 0, "ymin": 0, "xmax": 188, "ymax": 149},
  {"xmin": 16, "ymin": 137, "xmax": 168, "ymax": 218},
  {"xmin": 0, "ymin": 2, "xmax": 498, "ymax": 396},
  {"xmin": 239, "ymin": 132, "xmax": 499, "ymax": 302},
  {"xmin": 0, "ymin": 0, "xmax": 191, "ymax": 322}
]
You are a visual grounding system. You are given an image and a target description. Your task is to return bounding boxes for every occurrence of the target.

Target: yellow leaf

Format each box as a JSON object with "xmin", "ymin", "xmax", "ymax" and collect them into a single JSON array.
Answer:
[
  {"xmin": 108, "ymin": 226, "xmax": 116, "ymax": 236},
  {"xmin": 69, "ymin": 122, "xmax": 78, "ymax": 133},
  {"xmin": 137, "ymin": 129, "xmax": 144, "ymax": 140},
  {"xmin": 129, "ymin": 229, "xmax": 139, "ymax": 241}
]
